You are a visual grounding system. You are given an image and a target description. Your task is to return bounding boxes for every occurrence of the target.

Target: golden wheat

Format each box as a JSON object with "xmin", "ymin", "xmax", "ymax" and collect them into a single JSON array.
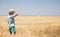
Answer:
[{"xmin": 0, "ymin": 16, "xmax": 60, "ymax": 37}]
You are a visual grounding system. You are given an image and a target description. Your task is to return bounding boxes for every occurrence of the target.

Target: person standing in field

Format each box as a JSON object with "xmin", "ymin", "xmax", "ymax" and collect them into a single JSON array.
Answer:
[{"xmin": 8, "ymin": 9, "xmax": 19, "ymax": 37}]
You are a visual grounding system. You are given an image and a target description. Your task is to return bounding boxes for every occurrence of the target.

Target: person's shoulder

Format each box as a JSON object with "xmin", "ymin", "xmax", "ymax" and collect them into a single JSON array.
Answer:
[
  {"xmin": 8, "ymin": 16, "xmax": 11, "ymax": 19},
  {"xmin": 8, "ymin": 15, "xmax": 10, "ymax": 17},
  {"xmin": 8, "ymin": 15, "xmax": 12, "ymax": 17},
  {"xmin": 8, "ymin": 15, "xmax": 15, "ymax": 18}
]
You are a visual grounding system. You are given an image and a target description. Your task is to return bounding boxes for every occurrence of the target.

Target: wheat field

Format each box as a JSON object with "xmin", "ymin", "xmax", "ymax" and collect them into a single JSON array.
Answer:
[{"xmin": 0, "ymin": 16, "xmax": 60, "ymax": 37}]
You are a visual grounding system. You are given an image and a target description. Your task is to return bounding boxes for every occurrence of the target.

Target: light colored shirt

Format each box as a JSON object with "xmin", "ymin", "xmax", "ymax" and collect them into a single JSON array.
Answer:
[{"xmin": 8, "ymin": 15, "xmax": 15, "ymax": 27}]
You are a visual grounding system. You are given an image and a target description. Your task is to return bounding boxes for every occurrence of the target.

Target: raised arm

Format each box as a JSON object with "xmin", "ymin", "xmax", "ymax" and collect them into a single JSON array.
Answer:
[{"xmin": 15, "ymin": 10, "xmax": 19, "ymax": 17}]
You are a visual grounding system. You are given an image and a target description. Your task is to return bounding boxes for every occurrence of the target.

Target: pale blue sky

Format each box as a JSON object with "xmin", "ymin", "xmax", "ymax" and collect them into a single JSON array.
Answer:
[{"xmin": 0, "ymin": 0, "xmax": 60, "ymax": 16}]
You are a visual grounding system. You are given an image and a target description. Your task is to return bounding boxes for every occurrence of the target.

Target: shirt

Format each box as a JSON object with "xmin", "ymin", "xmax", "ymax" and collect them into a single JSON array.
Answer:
[{"xmin": 8, "ymin": 15, "xmax": 15, "ymax": 27}]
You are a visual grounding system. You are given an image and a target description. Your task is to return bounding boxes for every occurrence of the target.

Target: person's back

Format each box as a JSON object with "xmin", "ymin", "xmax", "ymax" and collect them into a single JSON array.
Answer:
[
  {"xmin": 8, "ymin": 15, "xmax": 15, "ymax": 27},
  {"xmin": 8, "ymin": 9, "xmax": 18, "ymax": 37}
]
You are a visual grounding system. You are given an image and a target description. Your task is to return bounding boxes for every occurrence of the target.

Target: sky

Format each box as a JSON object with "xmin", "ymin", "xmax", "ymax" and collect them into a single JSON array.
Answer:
[{"xmin": 0, "ymin": 0, "xmax": 60, "ymax": 16}]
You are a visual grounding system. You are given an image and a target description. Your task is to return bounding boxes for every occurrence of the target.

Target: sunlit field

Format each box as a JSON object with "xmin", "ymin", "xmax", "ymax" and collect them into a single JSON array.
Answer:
[{"xmin": 0, "ymin": 16, "xmax": 60, "ymax": 37}]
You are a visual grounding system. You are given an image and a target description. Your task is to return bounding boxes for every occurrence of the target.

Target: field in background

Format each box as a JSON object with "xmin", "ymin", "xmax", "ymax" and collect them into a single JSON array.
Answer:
[{"xmin": 0, "ymin": 16, "xmax": 60, "ymax": 37}]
